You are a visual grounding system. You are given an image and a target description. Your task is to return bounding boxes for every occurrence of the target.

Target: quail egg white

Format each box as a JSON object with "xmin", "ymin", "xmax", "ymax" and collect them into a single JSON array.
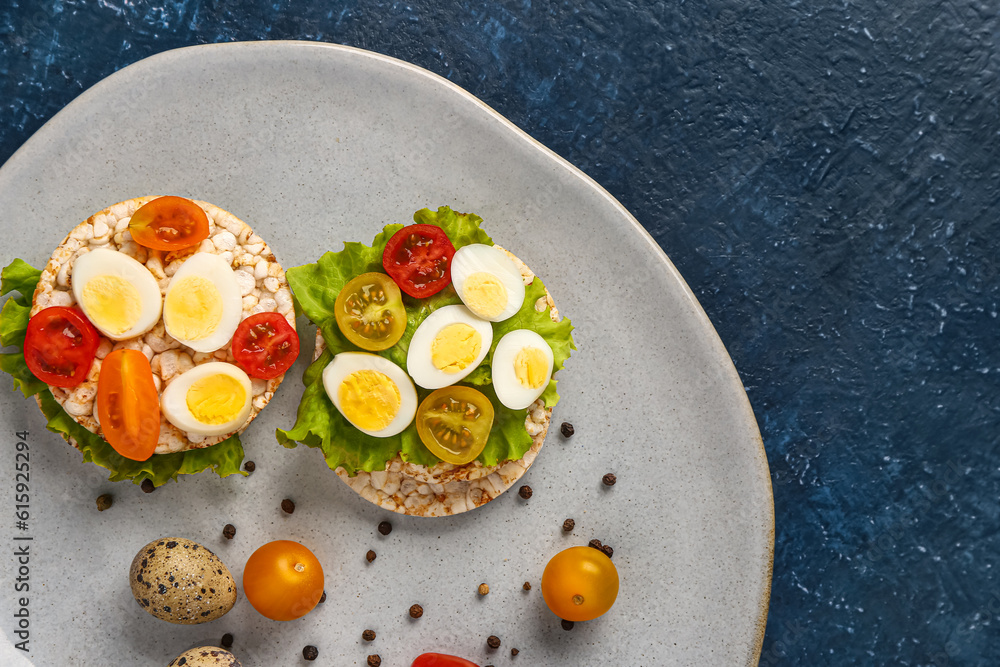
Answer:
[
  {"xmin": 491, "ymin": 329, "xmax": 554, "ymax": 409},
  {"xmin": 322, "ymin": 352, "xmax": 417, "ymax": 437},
  {"xmin": 167, "ymin": 646, "xmax": 242, "ymax": 667},
  {"xmin": 406, "ymin": 305, "xmax": 493, "ymax": 389},
  {"xmin": 161, "ymin": 362, "xmax": 253, "ymax": 436},
  {"xmin": 71, "ymin": 247, "xmax": 162, "ymax": 340},
  {"xmin": 163, "ymin": 252, "xmax": 242, "ymax": 352},
  {"xmin": 450, "ymin": 244, "xmax": 525, "ymax": 322}
]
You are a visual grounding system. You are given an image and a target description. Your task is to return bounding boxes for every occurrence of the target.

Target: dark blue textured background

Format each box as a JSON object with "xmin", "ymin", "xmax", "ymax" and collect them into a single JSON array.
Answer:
[{"xmin": 2, "ymin": 2, "xmax": 998, "ymax": 665}]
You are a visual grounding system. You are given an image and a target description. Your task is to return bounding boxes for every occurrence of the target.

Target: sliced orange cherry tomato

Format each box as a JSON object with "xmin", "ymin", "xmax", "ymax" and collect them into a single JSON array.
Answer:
[
  {"xmin": 415, "ymin": 386, "xmax": 494, "ymax": 465},
  {"xmin": 382, "ymin": 224, "xmax": 456, "ymax": 298},
  {"xmin": 129, "ymin": 196, "xmax": 210, "ymax": 251},
  {"xmin": 23, "ymin": 306, "xmax": 100, "ymax": 387},
  {"xmin": 96, "ymin": 349, "xmax": 160, "ymax": 461},
  {"xmin": 541, "ymin": 546, "xmax": 620, "ymax": 622},
  {"xmin": 243, "ymin": 540, "xmax": 324, "ymax": 621},
  {"xmin": 334, "ymin": 272, "xmax": 407, "ymax": 351},
  {"xmin": 412, "ymin": 654, "xmax": 480, "ymax": 667},
  {"xmin": 231, "ymin": 312, "xmax": 300, "ymax": 379}
]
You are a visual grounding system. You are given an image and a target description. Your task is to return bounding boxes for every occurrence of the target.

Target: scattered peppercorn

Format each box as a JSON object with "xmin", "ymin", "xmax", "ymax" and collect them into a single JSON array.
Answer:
[
  {"xmin": 222, "ymin": 524, "xmax": 236, "ymax": 540},
  {"xmin": 378, "ymin": 520, "xmax": 392, "ymax": 535},
  {"xmin": 362, "ymin": 629, "xmax": 376, "ymax": 642},
  {"xmin": 561, "ymin": 619, "xmax": 574, "ymax": 631},
  {"xmin": 367, "ymin": 655, "xmax": 381, "ymax": 667},
  {"xmin": 318, "ymin": 591, "xmax": 326, "ymax": 604},
  {"xmin": 478, "ymin": 583, "xmax": 490, "ymax": 596},
  {"xmin": 95, "ymin": 494, "xmax": 113, "ymax": 512},
  {"xmin": 366, "ymin": 550, "xmax": 377, "ymax": 563},
  {"xmin": 281, "ymin": 498, "xmax": 295, "ymax": 514},
  {"xmin": 221, "ymin": 633, "xmax": 234, "ymax": 647},
  {"xmin": 602, "ymin": 544, "xmax": 614, "ymax": 559},
  {"xmin": 511, "ymin": 648, "xmax": 520, "ymax": 657},
  {"xmin": 518, "ymin": 485, "xmax": 532, "ymax": 499},
  {"xmin": 487, "ymin": 635, "xmax": 501, "ymax": 649},
  {"xmin": 589, "ymin": 538, "xmax": 603, "ymax": 551},
  {"xmin": 522, "ymin": 581, "xmax": 532, "ymax": 591},
  {"xmin": 560, "ymin": 422, "xmax": 574, "ymax": 438},
  {"xmin": 409, "ymin": 604, "xmax": 423, "ymax": 619},
  {"xmin": 243, "ymin": 460, "xmax": 256, "ymax": 473},
  {"xmin": 302, "ymin": 645, "xmax": 318, "ymax": 661},
  {"xmin": 562, "ymin": 518, "xmax": 575, "ymax": 532},
  {"xmin": 602, "ymin": 473, "xmax": 617, "ymax": 487},
  {"xmin": 140, "ymin": 479, "xmax": 155, "ymax": 493}
]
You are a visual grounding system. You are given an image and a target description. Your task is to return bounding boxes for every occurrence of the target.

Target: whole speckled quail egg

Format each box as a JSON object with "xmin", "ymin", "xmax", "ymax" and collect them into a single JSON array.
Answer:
[
  {"xmin": 129, "ymin": 537, "xmax": 236, "ymax": 624},
  {"xmin": 167, "ymin": 646, "xmax": 242, "ymax": 666}
]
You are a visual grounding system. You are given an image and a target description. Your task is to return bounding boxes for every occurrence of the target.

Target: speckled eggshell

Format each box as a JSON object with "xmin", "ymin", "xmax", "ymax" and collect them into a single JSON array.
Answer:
[
  {"xmin": 129, "ymin": 537, "xmax": 236, "ymax": 624},
  {"xmin": 167, "ymin": 646, "xmax": 242, "ymax": 666}
]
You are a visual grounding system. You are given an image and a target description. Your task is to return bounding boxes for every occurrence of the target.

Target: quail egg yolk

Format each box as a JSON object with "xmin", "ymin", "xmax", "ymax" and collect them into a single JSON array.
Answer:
[
  {"xmin": 186, "ymin": 373, "xmax": 247, "ymax": 425},
  {"xmin": 515, "ymin": 347, "xmax": 549, "ymax": 389},
  {"xmin": 431, "ymin": 323, "xmax": 482, "ymax": 374},
  {"xmin": 462, "ymin": 272, "xmax": 507, "ymax": 319},
  {"xmin": 80, "ymin": 276, "xmax": 142, "ymax": 336},
  {"xmin": 164, "ymin": 276, "xmax": 223, "ymax": 340},
  {"xmin": 339, "ymin": 370, "xmax": 401, "ymax": 431}
]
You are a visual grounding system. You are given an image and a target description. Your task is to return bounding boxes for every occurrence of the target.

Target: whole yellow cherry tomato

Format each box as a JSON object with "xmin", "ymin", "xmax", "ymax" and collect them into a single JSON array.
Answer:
[
  {"xmin": 541, "ymin": 546, "xmax": 619, "ymax": 622},
  {"xmin": 243, "ymin": 540, "xmax": 324, "ymax": 621}
]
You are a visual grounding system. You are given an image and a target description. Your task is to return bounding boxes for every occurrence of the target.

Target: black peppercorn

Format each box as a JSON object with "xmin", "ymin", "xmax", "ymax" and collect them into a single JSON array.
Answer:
[
  {"xmin": 95, "ymin": 494, "xmax": 113, "ymax": 511},
  {"xmin": 487, "ymin": 635, "xmax": 501, "ymax": 649},
  {"xmin": 319, "ymin": 591, "xmax": 327, "ymax": 604},
  {"xmin": 561, "ymin": 619, "xmax": 574, "ymax": 631},
  {"xmin": 362, "ymin": 629, "xmax": 376, "ymax": 641},
  {"xmin": 522, "ymin": 581, "xmax": 531, "ymax": 591},
  {"xmin": 302, "ymin": 645, "xmax": 318, "ymax": 661},
  {"xmin": 511, "ymin": 648, "xmax": 520, "ymax": 656},
  {"xmin": 366, "ymin": 550, "xmax": 377, "ymax": 563},
  {"xmin": 281, "ymin": 498, "xmax": 295, "ymax": 514},
  {"xmin": 221, "ymin": 632, "xmax": 234, "ymax": 647},
  {"xmin": 602, "ymin": 473, "xmax": 617, "ymax": 486},
  {"xmin": 602, "ymin": 544, "xmax": 614, "ymax": 559},
  {"xmin": 588, "ymin": 538, "xmax": 603, "ymax": 551},
  {"xmin": 367, "ymin": 655, "xmax": 381, "ymax": 667},
  {"xmin": 243, "ymin": 460, "xmax": 256, "ymax": 473},
  {"xmin": 560, "ymin": 422, "xmax": 574, "ymax": 438},
  {"xmin": 562, "ymin": 518, "xmax": 575, "ymax": 532},
  {"xmin": 140, "ymin": 479, "xmax": 155, "ymax": 493},
  {"xmin": 518, "ymin": 485, "xmax": 532, "ymax": 499},
  {"xmin": 378, "ymin": 520, "xmax": 392, "ymax": 535},
  {"xmin": 222, "ymin": 524, "xmax": 236, "ymax": 540},
  {"xmin": 409, "ymin": 604, "xmax": 423, "ymax": 618}
]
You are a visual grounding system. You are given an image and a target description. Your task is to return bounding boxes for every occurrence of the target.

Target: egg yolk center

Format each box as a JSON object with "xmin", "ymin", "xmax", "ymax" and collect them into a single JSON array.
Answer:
[
  {"xmin": 462, "ymin": 272, "xmax": 507, "ymax": 318},
  {"xmin": 165, "ymin": 276, "xmax": 223, "ymax": 340},
  {"xmin": 514, "ymin": 347, "xmax": 548, "ymax": 389},
  {"xmin": 339, "ymin": 370, "xmax": 401, "ymax": 431},
  {"xmin": 186, "ymin": 374, "xmax": 247, "ymax": 425},
  {"xmin": 431, "ymin": 323, "xmax": 482, "ymax": 374},
  {"xmin": 81, "ymin": 275, "xmax": 142, "ymax": 335}
]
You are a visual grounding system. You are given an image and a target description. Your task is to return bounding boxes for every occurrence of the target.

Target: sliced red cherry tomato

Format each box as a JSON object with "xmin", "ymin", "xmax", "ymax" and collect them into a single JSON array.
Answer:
[
  {"xmin": 23, "ymin": 306, "xmax": 100, "ymax": 387},
  {"xmin": 231, "ymin": 312, "xmax": 300, "ymax": 379},
  {"xmin": 128, "ymin": 196, "xmax": 210, "ymax": 251},
  {"xmin": 382, "ymin": 224, "xmax": 456, "ymax": 298},
  {"xmin": 541, "ymin": 546, "xmax": 620, "ymax": 622},
  {"xmin": 334, "ymin": 272, "xmax": 407, "ymax": 351},
  {"xmin": 243, "ymin": 540, "xmax": 325, "ymax": 621},
  {"xmin": 96, "ymin": 349, "xmax": 160, "ymax": 461},
  {"xmin": 412, "ymin": 654, "xmax": 480, "ymax": 667}
]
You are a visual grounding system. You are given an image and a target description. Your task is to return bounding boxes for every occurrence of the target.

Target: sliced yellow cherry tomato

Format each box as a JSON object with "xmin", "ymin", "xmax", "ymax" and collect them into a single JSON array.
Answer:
[
  {"xmin": 334, "ymin": 272, "xmax": 406, "ymax": 351},
  {"xmin": 541, "ymin": 546, "xmax": 620, "ymax": 622},
  {"xmin": 96, "ymin": 349, "xmax": 160, "ymax": 461},
  {"xmin": 415, "ymin": 386, "xmax": 494, "ymax": 464}
]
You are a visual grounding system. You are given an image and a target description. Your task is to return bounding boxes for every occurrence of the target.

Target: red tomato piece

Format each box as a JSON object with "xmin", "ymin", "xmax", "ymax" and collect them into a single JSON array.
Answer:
[
  {"xmin": 96, "ymin": 349, "xmax": 160, "ymax": 461},
  {"xmin": 382, "ymin": 224, "xmax": 456, "ymax": 298},
  {"xmin": 411, "ymin": 654, "xmax": 480, "ymax": 667},
  {"xmin": 23, "ymin": 306, "xmax": 100, "ymax": 387},
  {"xmin": 231, "ymin": 312, "xmax": 300, "ymax": 379},
  {"xmin": 129, "ymin": 196, "xmax": 210, "ymax": 251}
]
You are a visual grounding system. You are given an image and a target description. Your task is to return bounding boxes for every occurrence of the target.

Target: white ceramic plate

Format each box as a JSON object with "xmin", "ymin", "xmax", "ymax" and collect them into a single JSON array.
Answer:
[{"xmin": 0, "ymin": 42, "xmax": 772, "ymax": 666}]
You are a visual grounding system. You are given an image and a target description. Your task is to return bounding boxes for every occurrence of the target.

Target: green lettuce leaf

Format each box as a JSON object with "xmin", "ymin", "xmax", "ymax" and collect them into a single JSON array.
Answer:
[
  {"xmin": 278, "ymin": 206, "xmax": 576, "ymax": 475},
  {"xmin": 0, "ymin": 259, "xmax": 245, "ymax": 487}
]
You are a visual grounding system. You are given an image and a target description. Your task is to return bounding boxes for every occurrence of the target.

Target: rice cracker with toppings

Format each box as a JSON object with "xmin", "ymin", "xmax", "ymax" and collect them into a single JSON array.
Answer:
[{"xmin": 30, "ymin": 196, "xmax": 295, "ymax": 457}]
